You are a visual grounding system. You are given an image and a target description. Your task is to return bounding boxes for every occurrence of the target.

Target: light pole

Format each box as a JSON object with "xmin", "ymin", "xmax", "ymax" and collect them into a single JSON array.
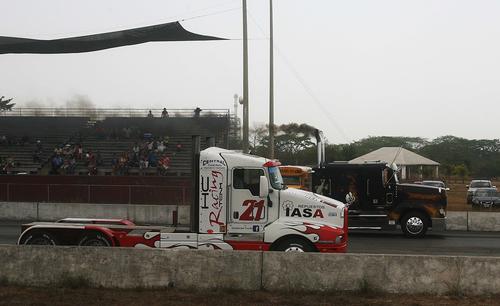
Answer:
[
  {"xmin": 242, "ymin": 0, "xmax": 249, "ymax": 153},
  {"xmin": 268, "ymin": 0, "xmax": 275, "ymax": 159}
]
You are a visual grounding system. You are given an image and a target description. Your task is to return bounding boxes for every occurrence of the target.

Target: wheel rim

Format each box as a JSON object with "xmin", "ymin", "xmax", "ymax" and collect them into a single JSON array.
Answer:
[
  {"xmin": 284, "ymin": 246, "xmax": 305, "ymax": 252},
  {"xmin": 406, "ymin": 216, "xmax": 424, "ymax": 235}
]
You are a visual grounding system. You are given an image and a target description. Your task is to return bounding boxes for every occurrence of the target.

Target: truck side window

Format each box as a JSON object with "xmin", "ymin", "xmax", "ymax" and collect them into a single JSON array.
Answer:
[{"xmin": 233, "ymin": 168, "xmax": 264, "ymax": 196}]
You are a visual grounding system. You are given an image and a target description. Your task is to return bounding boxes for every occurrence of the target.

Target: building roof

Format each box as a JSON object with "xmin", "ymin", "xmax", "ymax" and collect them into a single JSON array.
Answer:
[{"xmin": 349, "ymin": 147, "xmax": 439, "ymax": 166}]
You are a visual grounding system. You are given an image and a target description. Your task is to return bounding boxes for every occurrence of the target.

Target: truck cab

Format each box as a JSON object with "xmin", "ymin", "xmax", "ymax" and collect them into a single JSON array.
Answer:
[
  {"xmin": 199, "ymin": 148, "xmax": 347, "ymax": 252},
  {"xmin": 312, "ymin": 162, "xmax": 447, "ymax": 238},
  {"xmin": 279, "ymin": 165, "xmax": 313, "ymax": 191}
]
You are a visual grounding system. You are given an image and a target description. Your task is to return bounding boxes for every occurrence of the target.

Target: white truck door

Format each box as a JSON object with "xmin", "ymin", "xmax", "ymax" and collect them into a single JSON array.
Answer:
[{"xmin": 228, "ymin": 167, "xmax": 268, "ymax": 233}]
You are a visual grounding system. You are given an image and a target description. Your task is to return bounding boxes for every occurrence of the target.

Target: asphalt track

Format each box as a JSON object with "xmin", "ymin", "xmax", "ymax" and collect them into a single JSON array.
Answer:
[{"xmin": 1, "ymin": 222, "xmax": 500, "ymax": 256}]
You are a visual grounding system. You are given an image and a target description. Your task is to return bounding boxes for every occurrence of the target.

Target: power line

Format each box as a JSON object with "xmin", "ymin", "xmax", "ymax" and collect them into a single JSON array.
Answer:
[
  {"xmin": 181, "ymin": 7, "xmax": 241, "ymax": 22},
  {"xmin": 246, "ymin": 9, "xmax": 351, "ymax": 144}
]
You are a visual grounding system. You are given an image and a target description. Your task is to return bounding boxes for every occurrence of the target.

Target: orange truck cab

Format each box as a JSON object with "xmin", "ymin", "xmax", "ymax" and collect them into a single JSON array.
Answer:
[{"xmin": 279, "ymin": 166, "xmax": 313, "ymax": 191}]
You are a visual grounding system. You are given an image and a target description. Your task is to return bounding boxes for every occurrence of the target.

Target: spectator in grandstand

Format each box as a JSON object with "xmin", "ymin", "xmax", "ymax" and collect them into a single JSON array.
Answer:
[
  {"xmin": 157, "ymin": 141, "xmax": 166, "ymax": 153},
  {"xmin": 54, "ymin": 145, "xmax": 62, "ymax": 155},
  {"xmin": 36, "ymin": 140, "xmax": 42, "ymax": 151},
  {"xmin": 129, "ymin": 150, "xmax": 139, "ymax": 168},
  {"xmin": 161, "ymin": 108, "xmax": 169, "ymax": 118},
  {"xmin": 158, "ymin": 154, "xmax": 171, "ymax": 175},
  {"xmin": 50, "ymin": 154, "xmax": 63, "ymax": 175},
  {"xmin": 117, "ymin": 153, "xmax": 129, "ymax": 176},
  {"xmin": 61, "ymin": 158, "xmax": 69, "ymax": 174},
  {"xmin": 85, "ymin": 151, "xmax": 95, "ymax": 167},
  {"xmin": 148, "ymin": 150, "xmax": 158, "ymax": 168},
  {"xmin": 132, "ymin": 142, "xmax": 140, "ymax": 157},
  {"xmin": 194, "ymin": 107, "xmax": 202, "ymax": 118},
  {"xmin": 147, "ymin": 110, "xmax": 154, "ymax": 118},
  {"xmin": 76, "ymin": 144, "xmax": 83, "ymax": 160},
  {"xmin": 147, "ymin": 140, "xmax": 154, "ymax": 151},
  {"xmin": 140, "ymin": 154, "xmax": 149, "ymax": 170},
  {"xmin": 63, "ymin": 144, "xmax": 73, "ymax": 157},
  {"xmin": 0, "ymin": 135, "xmax": 6, "ymax": 145},
  {"xmin": 88, "ymin": 160, "xmax": 97, "ymax": 176},
  {"xmin": 67, "ymin": 157, "xmax": 76, "ymax": 175},
  {"xmin": 111, "ymin": 153, "xmax": 118, "ymax": 167},
  {"xmin": 2, "ymin": 156, "xmax": 15, "ymax": 175}
]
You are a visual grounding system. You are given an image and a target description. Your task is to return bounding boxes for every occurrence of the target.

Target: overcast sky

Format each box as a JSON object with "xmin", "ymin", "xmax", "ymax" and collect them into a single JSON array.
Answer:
[{"xmin": 1, "ymin": 0, "xmax": 499, "ymax": 143}]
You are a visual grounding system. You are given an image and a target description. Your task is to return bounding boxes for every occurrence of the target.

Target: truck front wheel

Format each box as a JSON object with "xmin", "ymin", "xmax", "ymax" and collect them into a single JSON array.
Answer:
[
  {"xmin": 273, "ymin": 237, "xmax": 316, "ymax": 252},
  {"xmin": 78, "ymin": 232, "xmax": 111, "ymax": 247},
  {"xmin": 22, "ymin": 231, "xmax": 58, "ymax": 246},
  {"xmin": 401, "ymin": 211, "xmax": 429, "ymax": 238}
]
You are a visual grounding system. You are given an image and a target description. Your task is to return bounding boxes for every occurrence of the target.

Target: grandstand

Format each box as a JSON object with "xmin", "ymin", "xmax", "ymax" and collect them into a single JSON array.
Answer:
[{"xmin": 0, "ymin": 108, "xmax": 230, "ymax": 177}]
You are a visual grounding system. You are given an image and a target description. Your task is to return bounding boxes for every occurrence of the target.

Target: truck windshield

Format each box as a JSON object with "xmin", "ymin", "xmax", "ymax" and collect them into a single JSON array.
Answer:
[{"xmin": 268, "ymin": 166, "xmax": 285, "ymax": 190}]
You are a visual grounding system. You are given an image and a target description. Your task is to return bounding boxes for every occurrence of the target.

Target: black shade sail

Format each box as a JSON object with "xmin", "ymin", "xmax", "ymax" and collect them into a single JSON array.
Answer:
[{"xmin": 0, "ymin": 21, "xmax": 225, "ymax": 54}]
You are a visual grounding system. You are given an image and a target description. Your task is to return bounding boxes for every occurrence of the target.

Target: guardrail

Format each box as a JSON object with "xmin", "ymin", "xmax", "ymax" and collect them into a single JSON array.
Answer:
[{"xmin": 0, "ymin": 108, "xmax": 230, "ymax": 119}]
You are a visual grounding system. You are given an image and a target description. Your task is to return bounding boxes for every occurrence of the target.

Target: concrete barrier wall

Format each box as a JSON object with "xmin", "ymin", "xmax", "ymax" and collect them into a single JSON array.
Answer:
[
  {"xmin": 446, "ymin": 211, "xmax": 468, "ymax": 231},
  {"xmin": 468, "ymin": 212, "xmax": 500, "ymax": 231},
  {"xmin": 446, "ymin": 211, "xmax": 500, "ymax": 232},
  {"xmin": 0, "ymin": 245, "xmax": 261, "ymax": 290},
  {"xmin": 0, "ymin": 245, "xmax": 499, "ymax": 295},
  {"xmin": 1, "ymin": 201, "xmax": 499, "ymax": 231},
  {"xmin": 0, "ymin": 202, "xmax": 190, "ymax": 226},
  {"xmin": 262, "ymin": 252, "xmax": 500, "ymax": 295}
]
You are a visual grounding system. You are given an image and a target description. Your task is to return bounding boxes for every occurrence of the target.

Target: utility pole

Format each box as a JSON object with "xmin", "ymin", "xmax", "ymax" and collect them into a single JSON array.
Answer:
[
  {"xmin": 268, "ymin": 0, "xmax": 275, "ymax": 159},
  {"xmin": 242, "ymin": 0, "xmax": 249, "ymax": 153}
]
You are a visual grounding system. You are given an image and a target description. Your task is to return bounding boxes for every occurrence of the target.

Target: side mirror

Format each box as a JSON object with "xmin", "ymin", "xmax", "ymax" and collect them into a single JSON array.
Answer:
[{"xmin": 259, "ymin": 176, "xmax": 269, "ymax": 198}]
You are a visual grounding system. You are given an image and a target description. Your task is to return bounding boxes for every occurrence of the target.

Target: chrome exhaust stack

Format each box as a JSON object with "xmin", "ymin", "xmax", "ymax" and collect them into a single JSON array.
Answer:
[{"xmin": 314, "ymin": 129, "xmax": 326, "ymax": 168}]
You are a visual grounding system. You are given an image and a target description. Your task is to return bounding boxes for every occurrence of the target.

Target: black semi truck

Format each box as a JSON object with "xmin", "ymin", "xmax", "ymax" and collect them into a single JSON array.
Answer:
[{"xmin": 311, "ymin": 131, "xmax": 447, "ymax": 238}]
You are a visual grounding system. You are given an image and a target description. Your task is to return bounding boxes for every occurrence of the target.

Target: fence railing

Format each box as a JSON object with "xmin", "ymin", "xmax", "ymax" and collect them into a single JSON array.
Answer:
[{"xmin": 0, "ymin": 108, "xmax": 230, "ymax": 120}]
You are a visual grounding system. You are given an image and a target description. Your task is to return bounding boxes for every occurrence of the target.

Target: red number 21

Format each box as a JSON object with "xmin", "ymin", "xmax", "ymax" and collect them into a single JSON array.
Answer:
[{"xmin": 239, "ymin": 200, "xmax": 265, "ymax": 221}]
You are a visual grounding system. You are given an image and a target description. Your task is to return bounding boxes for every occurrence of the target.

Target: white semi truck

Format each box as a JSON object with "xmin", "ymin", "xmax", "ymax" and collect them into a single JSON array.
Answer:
[{"xmin": 19, "ymin": 147, "xmax": 348, "ymax": 252}]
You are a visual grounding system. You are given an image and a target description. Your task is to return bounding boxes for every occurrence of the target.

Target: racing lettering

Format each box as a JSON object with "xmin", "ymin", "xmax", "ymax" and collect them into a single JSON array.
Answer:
[
  {"xmin": 302, "ymin": 208, "xmax": 312, "ymax": 217},
  {"xmin": 285, "ymin": 207, "xmax": 324, "ymax": 219},
  {"xmin": 239, "ymin": 199, "xmax": 265, "ymax": 221},
  {"xmin": 208, "ymin": 170, "xmax": 224, "ymax": 226},
  {"xmin": 313, "ymin": 209, "xmax": 324, "ymax": 218}
]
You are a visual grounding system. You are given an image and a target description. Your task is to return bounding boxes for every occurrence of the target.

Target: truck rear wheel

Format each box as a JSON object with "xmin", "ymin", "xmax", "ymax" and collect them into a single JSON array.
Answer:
[
  {"xmin": 274, "ymin": 237, "xmax": 316, "ymax": 252},
  {"xmin": 78, "ymin": 232, "xmax": 111, "ymax": 247},
  {"xmin": 401, "ymin": 211, "xmax": 429, "ymax": 238},
  {"xmin": 23, "ymin": 231, "xmax": 58, "ymax": 246}
]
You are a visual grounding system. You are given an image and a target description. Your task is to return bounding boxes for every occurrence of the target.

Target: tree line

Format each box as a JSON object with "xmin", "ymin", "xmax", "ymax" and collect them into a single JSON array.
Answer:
[{"xmin": 232, "ymin": 123, "xmax": 500, "ymax": 178}]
